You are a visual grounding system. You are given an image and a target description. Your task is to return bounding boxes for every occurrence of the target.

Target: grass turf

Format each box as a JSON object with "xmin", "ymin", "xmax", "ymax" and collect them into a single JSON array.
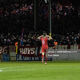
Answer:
[{"xmin": 0, "ymin": 61, "xmax": 80, "ymax": 80}]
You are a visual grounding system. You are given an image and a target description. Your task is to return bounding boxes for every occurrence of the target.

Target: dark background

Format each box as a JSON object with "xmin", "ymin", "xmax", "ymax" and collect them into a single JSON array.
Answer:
[{"xmin": 0, "ymin": 0, "xmax": 80, "ymax": 34}]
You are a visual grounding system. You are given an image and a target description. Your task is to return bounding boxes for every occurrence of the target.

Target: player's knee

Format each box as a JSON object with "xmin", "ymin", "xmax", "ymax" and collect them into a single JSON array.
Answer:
[{"xmin": 42, "ymin": 52, "xmax": 44, "ymax": 55}]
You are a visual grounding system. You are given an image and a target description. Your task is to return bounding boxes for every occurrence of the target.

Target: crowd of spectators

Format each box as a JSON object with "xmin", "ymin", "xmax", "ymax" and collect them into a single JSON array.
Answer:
[
  {"xmin": 0, "ymin": 0, "xmax": 80, "ymax": 32},
  {"xmin": 0, "ymin": 31, "xmax": 80, "ymax": 46},
  {"xmin": 0, "ymin": 0, "xmax": 80, "ymax": 46},
  {"xmin": 39, "ymin": 0, "xmax": 76, "ymax": 19},
  {"xmin": 0, "ymin": 0, "xmax": 33, "ymax": 16},
  {"xmin": 38, "ymin": 0, "xmax": 80, "ymax": 33},
  {"xmin": 0, "ymin": 0, "xmax": 33, "ymax": 32}
]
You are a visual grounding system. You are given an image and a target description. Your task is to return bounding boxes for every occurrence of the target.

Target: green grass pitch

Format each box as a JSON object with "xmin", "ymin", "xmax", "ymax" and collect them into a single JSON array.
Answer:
[{"xmin": 0, "ymin": 61, "xmax": 80, "ymax": 80}]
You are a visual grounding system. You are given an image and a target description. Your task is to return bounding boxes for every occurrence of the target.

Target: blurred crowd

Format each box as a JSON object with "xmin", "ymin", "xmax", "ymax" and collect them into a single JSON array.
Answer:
[
  {"xmin": 0, "ymin": 0, "xmax": 80, "ymax": 46},
  {"xmin": 38, "ymin": 0, "xmax": 80, "ymax": 33},
  {"xmin": 0, "ymin": 0, "xmax": 80, "ymax": 32},
  {"xmin": 0, "ymin": 0, "xmax": 33, "ymax": 16},
  {"xmin": 0, "ymin": 31, "xmax": 80, "ymax": 46},
  {"xmin": 0, "ymin": 0, "xmax": 33, "ymax": 32},
  {"xmin": 39, "ymin": 0, "xmax": 76, "ymax": 19}
]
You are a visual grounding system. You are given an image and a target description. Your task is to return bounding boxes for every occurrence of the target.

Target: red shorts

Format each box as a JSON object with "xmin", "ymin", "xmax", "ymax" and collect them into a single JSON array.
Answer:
[{"xmin": 41, "ymin": 46, "xmax": 48, "ymax": 53}]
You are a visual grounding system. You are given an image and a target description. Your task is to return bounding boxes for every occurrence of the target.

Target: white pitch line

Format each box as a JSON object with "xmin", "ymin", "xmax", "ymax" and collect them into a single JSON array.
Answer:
[
  {"xmin": 0, "ymin": 66, "xmax": 38, "ymax": 72},
  {"xmin": 0, "ymin": 66, "xmax": 25, "ymax": 70},
  {"xmin": 0, "ymin": 69, "xmax": 3, "ymax": 72},
  {"xmin": 0, "ymin": 66, "xmax": 30, "ymax": 72},
  {"xmin": 0, "ymin": 67, "xmax": 9, "ymax": 70},
  {"xmin": 0, "ymin": 66, "xmax": 24, "ymax": 72}
]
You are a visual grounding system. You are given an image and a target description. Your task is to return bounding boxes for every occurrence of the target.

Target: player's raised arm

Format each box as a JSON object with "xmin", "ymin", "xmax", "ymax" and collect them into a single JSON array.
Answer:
[
  {"xmin": 37, "ymin": 35, "xmax": 43, "ymax": 40},
  {"xmin": 46, "ymin": 35, "xmax": 52, "ymax": 40}
]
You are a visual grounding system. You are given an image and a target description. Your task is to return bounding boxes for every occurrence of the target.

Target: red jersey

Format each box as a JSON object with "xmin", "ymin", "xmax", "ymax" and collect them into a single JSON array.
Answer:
[{"xmin": 40, "ymin": 37, "xmax": 48, "ymax": 49}]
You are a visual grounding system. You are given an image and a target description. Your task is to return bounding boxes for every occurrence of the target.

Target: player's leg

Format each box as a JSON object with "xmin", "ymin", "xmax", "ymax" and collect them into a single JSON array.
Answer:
[
  {"xmin": 44, "ymin": 49, "xmax": 48, "ymax": 64},
  {"xmin": 41, "ymin": 47, "xmax": 45, "ymax": 63},
  {"xmin": 45, "ymin": 53, "xmax": 47, "ymax": 64},
  {"xmin": 42, "ymin": 52, "xmax": 44, "ymax": 63}
]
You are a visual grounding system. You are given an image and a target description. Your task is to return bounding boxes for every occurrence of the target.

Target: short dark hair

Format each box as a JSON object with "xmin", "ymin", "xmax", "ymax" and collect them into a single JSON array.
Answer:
[{"xmin": 43, "ymin": 31, "xmax": 47, "ymax": 36}]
